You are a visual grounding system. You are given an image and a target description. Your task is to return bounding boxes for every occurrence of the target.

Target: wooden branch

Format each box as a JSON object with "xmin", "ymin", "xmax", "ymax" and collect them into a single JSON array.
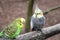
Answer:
[
  {"xmin": 13, "ymin": 23, "xmax": 60, "ymax": 40},
  {"xmin": 25, "ymin": 0, "xmax": 34, "ymax": 32},
  {"xmin": 43, "ymin": 5, "xmax": 60, "ymax": 15}
]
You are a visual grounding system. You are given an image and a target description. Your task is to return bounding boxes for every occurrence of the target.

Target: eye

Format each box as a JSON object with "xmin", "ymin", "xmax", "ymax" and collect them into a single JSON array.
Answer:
[
  {"xmin": 20, "ymin": 23, "xmax": 21, "ymax": 25},
  {"xmin": 20, "ymin": 23, "xmax": 23, "ymax": 26}
]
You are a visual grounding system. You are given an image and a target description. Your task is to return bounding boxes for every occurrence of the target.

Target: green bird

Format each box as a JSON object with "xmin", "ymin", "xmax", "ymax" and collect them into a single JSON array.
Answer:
[{"xmin": 0, "ymin": 18, "xmax": 25, "ymax": 39}]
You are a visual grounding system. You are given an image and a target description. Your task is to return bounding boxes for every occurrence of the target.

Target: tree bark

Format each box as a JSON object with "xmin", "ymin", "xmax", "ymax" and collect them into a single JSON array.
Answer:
[
  {"xmin": 43, "ymin": 5, "xmax": 60, "ymax": 15},
  {"xmin": 14, "ymin": 23, "xmax": 60, "ymax": 40},
  {"xmin": 25, "ymin": 0, "xmax": 34, "ymax": 32}
]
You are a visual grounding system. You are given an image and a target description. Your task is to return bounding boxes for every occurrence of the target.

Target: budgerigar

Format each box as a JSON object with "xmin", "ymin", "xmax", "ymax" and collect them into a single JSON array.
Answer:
[{"xmin": 0, "ymin": 18, "xmax": 25, "ymax": 39}]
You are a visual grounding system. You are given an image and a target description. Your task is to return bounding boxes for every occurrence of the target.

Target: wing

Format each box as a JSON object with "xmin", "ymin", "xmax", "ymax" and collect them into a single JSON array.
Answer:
[
  {"xmin": 30, "ymin": 17, "xmax": 33, "ymax": 30},
  {"xmin": 39, "ymin": 16, "xmax": 45, "ymax": 26},
  {"xmin": 4, "ymin": 22, "xmax": 18, "ymax": 38}
]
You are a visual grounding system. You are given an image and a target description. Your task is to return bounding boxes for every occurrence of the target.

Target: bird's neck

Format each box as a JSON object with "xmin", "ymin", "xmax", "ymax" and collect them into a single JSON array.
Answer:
[{"xmin": 37, "ymin": 14, "xmax": 43, "ymax": 18}]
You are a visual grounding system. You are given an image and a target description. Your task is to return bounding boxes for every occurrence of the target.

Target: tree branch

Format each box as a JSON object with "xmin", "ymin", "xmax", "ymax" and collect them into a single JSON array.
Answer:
[
  {"xmin": 25, "ymin": 0, "xmax": 34, "ymax": 32},
  {"xmin": 14, "ymin": 23, "xmax": 60, "ymax": 40},
  {"xmin": 43, "ymin": 5, "xmax": 60, "ymax": 15}
]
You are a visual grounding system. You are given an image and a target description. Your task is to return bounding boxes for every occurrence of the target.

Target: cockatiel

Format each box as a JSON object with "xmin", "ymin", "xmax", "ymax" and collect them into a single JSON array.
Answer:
[
  {"xmin": 0, "ymin": 18, "xmax": 25, "ymax": 39},
  {"xmin": 30, "ymin": 4, "xmax": 45, "ymax": 40},
  {"xmin": 30, "ymin": 4, "xmax": 45, "ymax": 32}
]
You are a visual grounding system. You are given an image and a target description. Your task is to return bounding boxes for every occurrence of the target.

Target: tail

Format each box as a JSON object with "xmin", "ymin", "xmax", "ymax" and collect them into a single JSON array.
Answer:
[{"xmin": 0, "ymin": 32, "xmax": 3, "ymax": 37}]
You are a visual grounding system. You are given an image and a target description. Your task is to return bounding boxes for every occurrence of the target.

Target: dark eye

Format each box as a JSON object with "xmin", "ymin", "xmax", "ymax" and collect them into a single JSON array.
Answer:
[{"xmin": 20, "ymin": 23, "xmax": 21, "ymax": 25}]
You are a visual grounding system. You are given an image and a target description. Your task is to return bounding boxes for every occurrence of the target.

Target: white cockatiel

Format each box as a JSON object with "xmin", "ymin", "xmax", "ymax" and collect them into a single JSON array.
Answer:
[{"xmin": 30, "ymin": 4, "xmax": 45, "ymax": 31}]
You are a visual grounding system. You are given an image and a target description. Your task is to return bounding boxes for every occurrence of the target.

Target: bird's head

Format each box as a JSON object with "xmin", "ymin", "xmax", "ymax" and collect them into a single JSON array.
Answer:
[
  {"xmin": 34, "ymin": 4, "xmax": 43, "ymax": 18},
  {"xmin": 15, "ymin": 18, "xmax": 25, "ymax": 28}
]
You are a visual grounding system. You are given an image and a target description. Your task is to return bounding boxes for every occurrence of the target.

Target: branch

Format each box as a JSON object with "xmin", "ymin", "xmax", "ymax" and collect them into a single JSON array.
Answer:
[
  {"xmin": 25, "ymin": 0, "xmax": 34, "ymax": 32},
  {"xmin": 43, "ymin": 5, "xmax": 60, "ymax": 15},
  {"xmin": 14, "ymin": 23, "xmax": 60, "ymax": 40}
]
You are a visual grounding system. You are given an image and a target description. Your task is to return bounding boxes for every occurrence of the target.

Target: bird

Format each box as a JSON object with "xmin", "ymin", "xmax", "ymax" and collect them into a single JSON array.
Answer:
[
  {"xmin": 0, "ymin": 18, "xmax": 25, "ymax": 39},
  {"xmin": 30, "ymin": 4, "xmax": 46, "ymax": 40},
  {"xmin": 30, "ymin": 4, "xmax": 45, "ymax": 32}
]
